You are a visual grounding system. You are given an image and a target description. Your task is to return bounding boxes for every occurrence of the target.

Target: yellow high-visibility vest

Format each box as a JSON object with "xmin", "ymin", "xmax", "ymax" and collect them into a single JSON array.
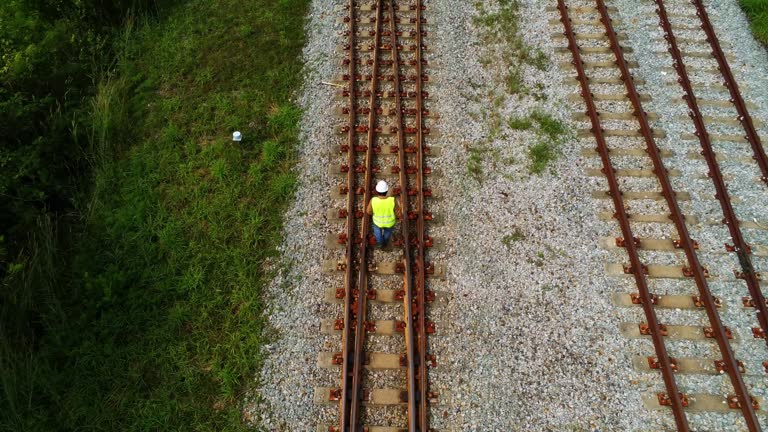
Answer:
[{"xmin": 371, "ymin": 197, "xmax": 396, "ymax": 228}]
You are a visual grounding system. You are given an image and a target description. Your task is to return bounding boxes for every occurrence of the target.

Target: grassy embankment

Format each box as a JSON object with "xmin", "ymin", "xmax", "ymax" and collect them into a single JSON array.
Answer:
[
  {"xmin": 740, "ymin": 0, "xmax": 768, "ymax": 46},
  {"xmin": 1, "ymin": 0, "xmax": 308, "ymax": 430}
]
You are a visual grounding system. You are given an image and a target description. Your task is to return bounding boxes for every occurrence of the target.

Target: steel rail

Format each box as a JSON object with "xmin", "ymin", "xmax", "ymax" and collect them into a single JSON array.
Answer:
[
  {"xmin": 341, "ymin": 0, "xmax": 385, "ymax": 430},
  {"xmin": 338, "ymin": 0, "xmax": 360, "ymax": 427},
  {"xmin": 654, "ymin": 0, "xmax": 768, "ymax": 348},
  {"xmin": 690, "ymin": 0, "xmax": 768, "ymax": 186},
  {"xmin": 594, "ymin": 0, "xmax": 761, "ymax": 429},
  {"xmin": 387, "ymin": 1, "xmax": 418, "ymax": 430},
  {"xmin": 349, "ymin": 0, "xmax": 385, "ymax": 427},
  {"xmin": 413, "ymin": 0, "xmax": 430, "ymax": 430},
  {"xmin": 556, "ymin": 1, "xmax": 690, "ymax": 429}
]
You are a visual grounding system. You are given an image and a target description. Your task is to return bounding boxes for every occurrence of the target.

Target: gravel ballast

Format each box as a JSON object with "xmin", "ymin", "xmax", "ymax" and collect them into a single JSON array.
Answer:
[{"xmin": 247, "ymin": 0, "xmax": 768, "ymax": 430}]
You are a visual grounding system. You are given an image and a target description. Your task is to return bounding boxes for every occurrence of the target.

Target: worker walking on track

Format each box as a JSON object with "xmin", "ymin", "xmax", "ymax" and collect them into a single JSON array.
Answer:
[{"xmin": 366, "ymin": 180, "xmax": 401, "ymax": 247}]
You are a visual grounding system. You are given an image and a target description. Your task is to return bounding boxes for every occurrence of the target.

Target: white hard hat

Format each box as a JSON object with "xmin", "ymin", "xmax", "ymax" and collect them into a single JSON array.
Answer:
[{"xmin": 375, "ymin": 180, "xmax": 389, "ymax": 194}]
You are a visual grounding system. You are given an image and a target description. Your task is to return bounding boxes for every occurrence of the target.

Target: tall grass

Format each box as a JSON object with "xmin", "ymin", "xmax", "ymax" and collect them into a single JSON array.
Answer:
[
  {"xmin": 88, "ymin": 77, "xmax": 129, "ymax": 170},
  {"xmin": 740, "ymin": 0, "xmax": 768, "ymax": 46},
  {"xmin": 0, "ymin": 215, "xmax": 61, "ymax": 432},
  {"xmin": 0, "ymin": 0, "xmax": 309, "ymax": 429}
]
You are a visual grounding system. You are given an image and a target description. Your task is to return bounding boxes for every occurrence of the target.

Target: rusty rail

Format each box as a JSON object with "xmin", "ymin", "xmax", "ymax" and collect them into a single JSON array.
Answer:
[
  {"xmin": 339, "ymin": 0, "xmax": 384, "ymax": 430},
  {"xmin": 413, "ymin": 1, "xmax": 430, "ymax": 430},
  {"xmin": 555, "ymin": 1, "xmax": 690, "ymax": 429},
  {"xmin": 654, "ymin": 0, "xmax": 768, "ymax": 348},
  {"xmin": 338, "ymin": 0, "xmax": 359, "ymax": 426},
  {"xmin": 335, "ymin": 1, "xmax": 432, "ymax": 431},
  {"xmin": 559, "ymin": 0, "xmax": 763, "ymax": 429},
  {"xmin": 592, "ymin": 0, "xmax": 759, "ymax": 428},
  {"xmin": 389, "ymin": 1, "xmax": 429, "ymax": 430},
  {"xmin": 387, "ymin": 0, "xmax": 418, "ymax": 430},
  {"xmin": 689, "ymin": 0, "xmax": 768, "ymax": 186}
]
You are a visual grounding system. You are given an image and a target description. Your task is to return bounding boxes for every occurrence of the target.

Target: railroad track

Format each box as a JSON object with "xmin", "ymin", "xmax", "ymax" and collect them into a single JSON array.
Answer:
[
  {"xmin": 315, "ymin": 1, "xmax": 441, "ymax": 431},
  {"xmin": 553, "ymin": 0, "xmax": 767, "ymax": 430}
]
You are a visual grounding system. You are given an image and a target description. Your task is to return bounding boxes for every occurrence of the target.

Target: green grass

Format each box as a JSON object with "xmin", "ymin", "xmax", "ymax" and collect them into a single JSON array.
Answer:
[
  {"xmin": 526, "ymin": 250, "xmax": 546, "ymax": 267},
  {"xmin": 473, "ymin": 0, "xmax": 550, "ymax": 96},
  {"xmin": 740, "ymin": 0, "xmax": 768, "ymax": 45},
  {"xmin": 501, "ymin": 227, "xmax": 525, "ymax": 247},
  {"xmin": 527, "ymin": 111, "xmax": 569, "ymax": 174},
  {"xmin": 508, "ymin": 116, "xmax": 532, "ymax": 130},
  {"xmin": 529, "ymin": 142, "xmax": 557, "ymax": 174},
  {"xmin": 506, "ymin": 109, "xmax": 568, "ymax": 174},
  {"xmin": 0, "ymin": 0, "xmax": 308, "ymax": 430},
  {"xmin": 531, "ymin": 110, "xmax": 567, "ymax": 139},
  {"xmin": 532, "ymin": 82, "xmax": 548, "ymax": 102},
  {"xmin": 488, "ymin": 111, "xmax": 504, "ymax": 139},
  {"xmin": 467, "ymin": 147, "xmax": 485, "ymax": 182},
  {"xmin": 505, "ymin": 67, "xmax": 524, "ymax": 95},
  {"xmin": 531, "ymin": 49, "xmax": 549, "ymax": 71}
]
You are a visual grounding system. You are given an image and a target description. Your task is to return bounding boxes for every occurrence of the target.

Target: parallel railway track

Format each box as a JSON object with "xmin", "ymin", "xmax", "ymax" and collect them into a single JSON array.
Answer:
[
  {"xmin": 554, "ymin": 0, "xmax": 767, "ymax": 430},
  {"xmin": 316, "ymin": 1, "xmax": 438, "ymax": 431},
  {"xmin": 653, "ymin": 0, "xmax": 768, "ymax": 346},
  {"xmin": 306, "ymin": 0, "xmax": 767, "ymax": 430}
]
